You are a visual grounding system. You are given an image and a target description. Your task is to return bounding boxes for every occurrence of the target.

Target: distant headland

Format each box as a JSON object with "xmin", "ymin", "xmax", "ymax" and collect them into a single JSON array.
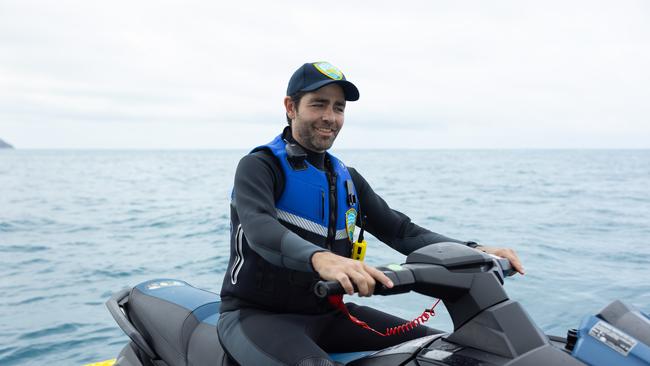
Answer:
[{"xmin": 0, "ymin": 138, "xmax": 14, "ymax": 149}]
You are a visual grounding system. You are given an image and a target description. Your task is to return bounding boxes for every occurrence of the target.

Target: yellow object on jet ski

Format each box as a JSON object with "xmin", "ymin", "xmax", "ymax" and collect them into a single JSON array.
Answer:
[{"xmin": 84, "ymin": 359, "xmax": 116, "ymax": 366}]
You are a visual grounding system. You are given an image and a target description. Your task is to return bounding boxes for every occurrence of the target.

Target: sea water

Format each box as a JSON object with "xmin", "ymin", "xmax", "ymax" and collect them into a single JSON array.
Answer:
[{"xmin": 1, "ymin": 149, "xmax": 649, "ymax": 365}]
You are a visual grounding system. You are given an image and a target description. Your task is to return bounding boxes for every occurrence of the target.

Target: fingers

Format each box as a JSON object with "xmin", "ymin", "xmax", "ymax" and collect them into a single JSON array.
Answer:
[
  {"xmin": 313, "ymin": 252, "xmax": 379, "ymax": 296},
  {"xmin": 505, "ymin": 250, "xmax": 525, "ymax": 275},
  {"xmin": 347, "ymin": 269, "xmax": 374, "ymax": 296},
  {"xmin": 481, "ymin": 246, "xmax": 526, "ymax": 275},
  {"xmin": 336, "ymin": 273, "xmax": 355, "ymax": 295},
  {"xmin": 365, "ymin": 264, "xmax": 394, "ymax": 289},
  {"xmin": 339, "ymin": 262, "xmax": 394, "ymax": 297},
  {"xmin": 496, "ymin": 248, "xmax": 525, "ymax": 275}
]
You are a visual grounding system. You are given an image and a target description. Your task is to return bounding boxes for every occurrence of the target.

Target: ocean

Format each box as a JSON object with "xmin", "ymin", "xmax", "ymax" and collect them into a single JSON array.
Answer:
[{"xmin": 1, "ymin": 149, "xmax": 649, "ymax": 365}]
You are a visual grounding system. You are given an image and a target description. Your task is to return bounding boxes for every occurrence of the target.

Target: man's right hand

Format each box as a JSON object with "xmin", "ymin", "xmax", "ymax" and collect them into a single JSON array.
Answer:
[{"xmin": 311, "ymin": 251, "xmax": 394, "ymax": 296}]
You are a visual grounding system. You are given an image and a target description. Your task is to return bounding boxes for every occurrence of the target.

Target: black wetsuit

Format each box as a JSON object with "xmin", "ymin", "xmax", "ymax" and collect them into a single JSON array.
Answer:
[{"xmin": 218, "ymin": 128, "xmax": 467, "ymax": 366}]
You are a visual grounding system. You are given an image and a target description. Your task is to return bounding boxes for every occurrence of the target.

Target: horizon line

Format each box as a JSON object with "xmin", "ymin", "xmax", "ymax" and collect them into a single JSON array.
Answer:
[{"xmin": 2, "ymin": 147, "xmax": 649, "ymax": 151}]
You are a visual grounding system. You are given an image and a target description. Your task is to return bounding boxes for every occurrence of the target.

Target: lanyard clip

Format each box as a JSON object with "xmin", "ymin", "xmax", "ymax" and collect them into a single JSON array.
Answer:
[{"xmin": 345, "ymin": 179, "xmax": 357, "ymax": 206}]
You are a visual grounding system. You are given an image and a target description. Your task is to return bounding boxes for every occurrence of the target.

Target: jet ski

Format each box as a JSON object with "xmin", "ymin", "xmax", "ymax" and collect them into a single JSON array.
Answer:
[{"xmin": 104, "ymin": 243, "xmax": 650, "ymax": 365}]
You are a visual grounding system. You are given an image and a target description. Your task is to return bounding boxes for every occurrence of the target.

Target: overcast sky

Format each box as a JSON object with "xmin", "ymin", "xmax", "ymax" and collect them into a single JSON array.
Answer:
[{"xmin": 1, "ymin": 0, "xmax": 649, "ymax": 149}]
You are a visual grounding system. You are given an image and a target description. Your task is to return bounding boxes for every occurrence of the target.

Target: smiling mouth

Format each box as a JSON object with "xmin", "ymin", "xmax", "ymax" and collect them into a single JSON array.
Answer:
[{"xmin": 315, "ymin": 127, "xmax": 336, "ymax": 134}]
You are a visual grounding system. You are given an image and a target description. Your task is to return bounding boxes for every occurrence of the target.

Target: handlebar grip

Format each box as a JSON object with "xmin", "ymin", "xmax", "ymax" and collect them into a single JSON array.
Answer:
[
  {"xmin": 314, "ymin": 280, "xmax": 345, "ymax": 298},
  {"xmin": 314, "ymin": 268, "xmax": 416, "ymax": 298},
  {"xmin": 494, "ymin": 256, "xmax": 516, "ymax": 277},
  {"xmin": 486, "ymin": 254, "xmax": 516, "ymax": 283}
]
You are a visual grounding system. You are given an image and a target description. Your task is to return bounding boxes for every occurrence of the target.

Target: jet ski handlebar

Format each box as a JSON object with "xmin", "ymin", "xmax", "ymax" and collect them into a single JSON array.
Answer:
[
  {"xmin": 315, "ymin": 243, "xmax": 516, "ymax": 329},
  {"xmin": 314, "ymin": 247, "xmax": 515, "ymax": 299}
]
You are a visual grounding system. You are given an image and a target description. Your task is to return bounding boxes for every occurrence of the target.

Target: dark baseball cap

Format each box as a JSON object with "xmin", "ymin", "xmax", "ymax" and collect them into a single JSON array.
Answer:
[{"xmin": 287, "ymin": 62, "xmax": 360, "ymax": 101}]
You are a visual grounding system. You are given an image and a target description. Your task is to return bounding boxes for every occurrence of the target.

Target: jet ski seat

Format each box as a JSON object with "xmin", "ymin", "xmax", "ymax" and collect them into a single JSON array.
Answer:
[{"xmin": 128, "ymin": 279, "xmax": 236, "ymax": 366}]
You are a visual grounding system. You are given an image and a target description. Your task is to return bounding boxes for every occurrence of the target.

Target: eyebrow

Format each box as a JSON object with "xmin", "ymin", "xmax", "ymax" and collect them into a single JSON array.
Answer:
[
  {"xmin": 310, "ymin": 98, "xmax": 330, "ymax": 104},
  {"xmin": 310, "ymin": 98, "xmax": 345, "ymax": 105},
  {"xmin": 309, "ymin": 97, "xmax": 346, "ymax": 107}
]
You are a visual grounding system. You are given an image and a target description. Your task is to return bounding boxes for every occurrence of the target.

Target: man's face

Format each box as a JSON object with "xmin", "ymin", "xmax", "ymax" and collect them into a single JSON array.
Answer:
[{"xmin": 285, "ymin": 83, "xmax": 346, "ymax": 153}]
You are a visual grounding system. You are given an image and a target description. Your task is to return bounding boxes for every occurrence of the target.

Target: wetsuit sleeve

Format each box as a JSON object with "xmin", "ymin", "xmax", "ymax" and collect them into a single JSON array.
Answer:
[
  {"xmin": 349, "ymin": 167, "xmax": 465, "ymax": 255},
  {"xmin": 233, "ymin": 153, "xmax": 326, "ymax": 272}
]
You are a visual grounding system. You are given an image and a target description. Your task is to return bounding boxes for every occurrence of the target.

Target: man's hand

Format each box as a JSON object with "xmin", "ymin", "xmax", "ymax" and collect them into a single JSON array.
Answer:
[
  {"xmin": 474, "ymin": 245, "xmax": 525, "ymax": 275},
  {"xmin": 311, "ymin": 251, "xmax": 394, "ymax": 296}
]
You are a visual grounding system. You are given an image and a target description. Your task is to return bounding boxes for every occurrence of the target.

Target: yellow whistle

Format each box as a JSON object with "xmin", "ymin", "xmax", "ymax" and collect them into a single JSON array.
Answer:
[
  {"xmin": 351, "ymin": 214, "xmax": 368, "ymax": 261},
  {"xmin": 351, "ymin": 239, "xmax": 367, "ymax": 261}
]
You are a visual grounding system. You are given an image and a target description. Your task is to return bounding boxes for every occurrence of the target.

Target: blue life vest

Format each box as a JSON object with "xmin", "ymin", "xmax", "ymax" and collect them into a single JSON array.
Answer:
[
  {"xmin": 220, "ymin": 134, "xmax": 359, "ymax": 313},
  {"xmin": 265, "ymin": 135, "xmax": 359, "ymax": 251}
]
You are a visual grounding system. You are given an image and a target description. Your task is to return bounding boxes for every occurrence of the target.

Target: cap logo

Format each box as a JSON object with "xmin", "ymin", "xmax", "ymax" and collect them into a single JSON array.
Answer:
[{"xmin": 313, "ymin": 62, "xmax": 343, "ymax": 80}]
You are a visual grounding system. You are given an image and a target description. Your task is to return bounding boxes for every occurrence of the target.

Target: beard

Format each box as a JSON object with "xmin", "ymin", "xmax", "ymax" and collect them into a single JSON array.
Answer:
[{"xmin": 293, "ymin": 119, "xmax": 340, "ymax": 152}]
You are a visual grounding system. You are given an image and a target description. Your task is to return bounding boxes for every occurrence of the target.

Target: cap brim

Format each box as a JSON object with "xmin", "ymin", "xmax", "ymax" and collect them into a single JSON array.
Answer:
[{"xmin": 301, "ymin": 79, "xmax": 360, "ymax": 101}]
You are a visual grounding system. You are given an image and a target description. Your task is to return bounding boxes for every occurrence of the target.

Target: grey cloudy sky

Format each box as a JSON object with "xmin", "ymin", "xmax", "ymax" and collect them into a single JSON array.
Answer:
[{"xmin": 1, "ymin": 0, "xmax": 649, "ymax": 149}]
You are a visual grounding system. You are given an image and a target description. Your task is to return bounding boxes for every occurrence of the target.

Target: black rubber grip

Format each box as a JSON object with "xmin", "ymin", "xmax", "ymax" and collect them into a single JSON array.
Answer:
[
  {"xmin": 314, "ymin": 268, "xmax": 416, "ymax": 298},
  {"xmin": 314, "ymin": 280, "xmax": 345, "ymax": 298}
]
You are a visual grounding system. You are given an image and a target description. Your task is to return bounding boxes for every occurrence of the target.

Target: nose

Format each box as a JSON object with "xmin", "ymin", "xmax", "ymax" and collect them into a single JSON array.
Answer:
[{"xmin": 322, "ymin": 106, "xmax": 335, "ymax": 123}]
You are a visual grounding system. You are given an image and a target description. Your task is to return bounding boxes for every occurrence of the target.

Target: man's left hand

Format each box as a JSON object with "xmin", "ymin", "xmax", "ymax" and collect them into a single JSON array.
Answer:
[{"xmin": 474, "ymin": 245, "xmax": 525, "ymax": 275}]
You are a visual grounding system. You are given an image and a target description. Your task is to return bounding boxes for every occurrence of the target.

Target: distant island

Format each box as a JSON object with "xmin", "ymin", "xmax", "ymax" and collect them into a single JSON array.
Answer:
[{"xmin": 0, "ymin": 138, "xmax": 14, "ymax": 149}]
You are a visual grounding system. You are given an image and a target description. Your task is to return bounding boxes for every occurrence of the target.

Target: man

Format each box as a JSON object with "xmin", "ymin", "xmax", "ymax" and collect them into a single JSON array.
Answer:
[{"xmin": 218, "ymin": 61, "xmax": 524, "ymax": 366}]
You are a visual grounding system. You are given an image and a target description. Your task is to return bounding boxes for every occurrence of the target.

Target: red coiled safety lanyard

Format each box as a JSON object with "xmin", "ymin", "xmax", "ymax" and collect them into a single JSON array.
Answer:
[{"xmin": 327, "ymin": 295, "xmax": 441, "ymax": 337}]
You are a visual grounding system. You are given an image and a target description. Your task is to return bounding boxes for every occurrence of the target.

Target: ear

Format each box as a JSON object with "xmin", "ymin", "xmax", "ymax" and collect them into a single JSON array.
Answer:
[{"xmin": 284, "ymin": 96, "xmax": 296, "ymax": 120}]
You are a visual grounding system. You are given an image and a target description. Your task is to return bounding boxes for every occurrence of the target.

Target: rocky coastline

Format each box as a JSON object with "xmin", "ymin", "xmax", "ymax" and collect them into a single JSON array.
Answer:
[{"xmin": 0, "ymin": 138, "xmax": 14, "ymax": 149}]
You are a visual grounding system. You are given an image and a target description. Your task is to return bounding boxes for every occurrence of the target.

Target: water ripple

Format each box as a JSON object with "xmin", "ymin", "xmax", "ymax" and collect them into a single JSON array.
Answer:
[
  {"xmin": 89, "ymin": 268, "xmax": 146, "ymax": 279},
  {"xmin": 0, "ymin": 336, "xmax": 112, "ymax": 366},
  {"xmin": 7, "ymin": 292, "xmax": 74, "ymax": 306},
  {"xmin": 18, "ymin": 323, "xmax": 85, "ymax": 340},
  {"xmin": 0, "ymin": 245, "xmax": 50, "ymax": 253}
]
